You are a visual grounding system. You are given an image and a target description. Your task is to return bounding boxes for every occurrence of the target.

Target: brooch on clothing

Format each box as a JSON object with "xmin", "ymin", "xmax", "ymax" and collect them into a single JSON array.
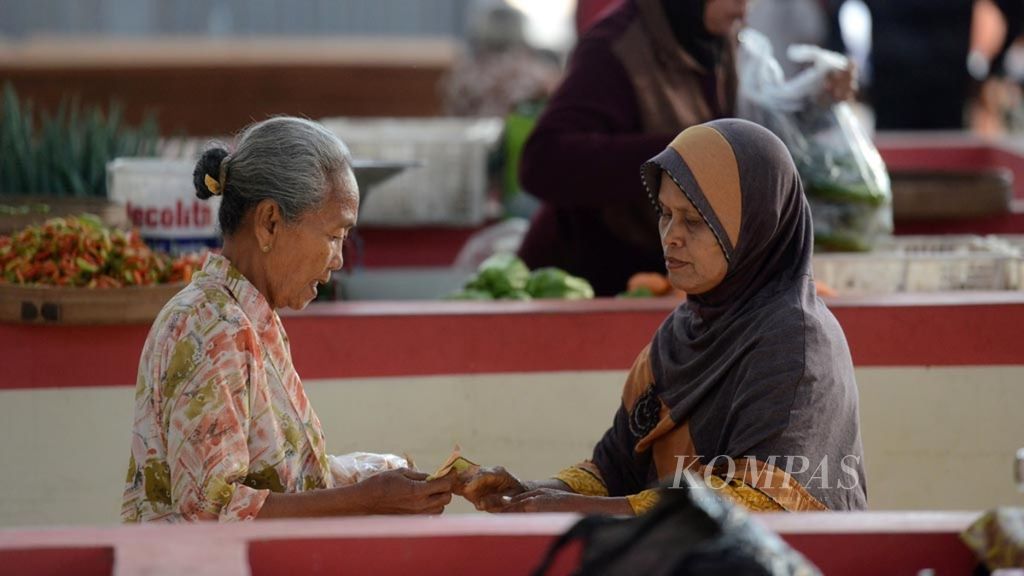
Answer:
[{"xmin": 629, "ymin": 384, "xmax": 661, "ymax": 440}]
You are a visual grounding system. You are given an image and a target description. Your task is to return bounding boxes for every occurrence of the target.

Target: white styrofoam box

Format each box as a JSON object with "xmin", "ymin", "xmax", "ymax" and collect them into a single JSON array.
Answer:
[
  {"xmin": 812, "ymin": 235, "xmax": 1023, "ymax": 294},
  {"xmin": 320, "ymin": 117, "xmax": 503, "ymax": 227},
  {"xmin": 107, "ymin": 158, "xmax": 221, "ymax": 254}
]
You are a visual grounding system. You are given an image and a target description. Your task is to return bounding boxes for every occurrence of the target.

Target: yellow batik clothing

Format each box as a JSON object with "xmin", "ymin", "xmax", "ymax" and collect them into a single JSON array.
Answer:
[{"xmin": 555, "ymin": 345, "xmax": 822, "ymax": 515}]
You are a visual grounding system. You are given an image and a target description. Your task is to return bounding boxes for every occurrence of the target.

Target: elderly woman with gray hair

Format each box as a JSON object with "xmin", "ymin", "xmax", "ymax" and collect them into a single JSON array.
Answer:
[{"xmin": 121, "ymin": 116, "xmax": 454, "ymax": 522}]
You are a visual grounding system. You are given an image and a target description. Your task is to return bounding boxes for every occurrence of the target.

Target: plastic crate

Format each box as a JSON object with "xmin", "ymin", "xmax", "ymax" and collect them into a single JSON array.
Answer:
[
  {"xmin": 320, "ymin": 117, "xmax": 503, "ymax": 227},
  {"xmin": 812, "ymin": 235, "xmax": 1023, "ymax": 293}
]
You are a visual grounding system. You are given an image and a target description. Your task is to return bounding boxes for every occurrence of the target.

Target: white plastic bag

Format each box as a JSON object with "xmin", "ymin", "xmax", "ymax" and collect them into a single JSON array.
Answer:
[
  {"xmin": 328, "ymin": 452, "xmax": 408, "ymax": 487},
  {"xmin": 738, "ymin": 28, "xmax": 892, "ymax": 251}
]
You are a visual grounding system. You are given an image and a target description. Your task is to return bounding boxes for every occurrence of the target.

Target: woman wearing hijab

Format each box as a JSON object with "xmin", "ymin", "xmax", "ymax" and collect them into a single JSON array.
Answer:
[
  {"xmin": 461, "ymin": 119, "xmax": 867, "ymax": 514},
  {"xmin": 517, "ymin": 0, "xmax": 747, "ymax": 297}
]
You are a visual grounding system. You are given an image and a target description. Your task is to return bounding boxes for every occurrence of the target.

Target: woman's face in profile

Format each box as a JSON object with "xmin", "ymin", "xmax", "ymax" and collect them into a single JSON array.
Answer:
[
  {"xmin": 266, "ymin": 171, "xmax": 359, "ymax": 310},
  {"xmin": 656, "ymin": 172, "xmax": 728, "ymax": 295}
]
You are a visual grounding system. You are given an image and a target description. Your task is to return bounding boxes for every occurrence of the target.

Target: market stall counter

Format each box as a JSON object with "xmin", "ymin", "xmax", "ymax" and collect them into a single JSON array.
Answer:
[
  {"xmin": 0, "ymin": 511, "xmax": 980, "ymax": 576},
  {"xmin": 0, "ymin": 294, "xmax": 1022, "ymax": 527}
]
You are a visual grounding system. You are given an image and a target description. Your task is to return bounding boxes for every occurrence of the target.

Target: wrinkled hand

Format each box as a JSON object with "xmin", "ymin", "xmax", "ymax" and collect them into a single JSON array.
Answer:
[
  {"xmin": 359, "ymin": 467, "xmax": 454, "ymax": 515},
  {"xmin": 457, "ymin": 466, "xmax": 527, "ymax": 512},
  {"xmin": 498, "ymin": 488, "xmax": 592, "ymax": 513},
  {"xmin": 823, "ymin": 62, "xmax": 858, "ymax": 102}
]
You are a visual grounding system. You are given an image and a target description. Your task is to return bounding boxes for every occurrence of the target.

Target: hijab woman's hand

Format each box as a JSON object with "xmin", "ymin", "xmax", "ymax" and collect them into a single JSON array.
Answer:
[
  {"xmin": 498, "ymin": 487, "xmax": 589, "ymax": 513},
  {"xmin": 457, "ymin": 466, "xmax": 528, "ymax": 512},
  {"xmin": 498, "ymin": 488, "xmax": 634, "ymax": 515}
]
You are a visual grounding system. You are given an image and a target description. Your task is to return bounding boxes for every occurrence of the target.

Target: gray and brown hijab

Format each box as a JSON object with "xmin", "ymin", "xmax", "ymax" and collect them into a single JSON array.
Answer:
[{"xmin": 594, "ymin": 119, "xmax": 867, "ymax": 511}]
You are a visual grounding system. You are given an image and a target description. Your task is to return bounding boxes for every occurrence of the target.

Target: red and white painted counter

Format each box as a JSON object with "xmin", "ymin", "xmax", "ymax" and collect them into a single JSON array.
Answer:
[
  {"xmin": 0, "ymin": 511, "xmax": 981, "ymax": 576},
  {"xmin": 3, "ymin": 294, "xmax": 1022, "ymax": 388},
  {"xmin": 0, "ymin": 294, "xmax": 1022, "ymax": 528}
]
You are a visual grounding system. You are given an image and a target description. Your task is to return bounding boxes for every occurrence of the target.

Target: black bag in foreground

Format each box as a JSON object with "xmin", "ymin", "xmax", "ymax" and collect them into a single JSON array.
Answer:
[{"xmin": 532, "ymin": 480, "xmax": 821, "ymax": 576}]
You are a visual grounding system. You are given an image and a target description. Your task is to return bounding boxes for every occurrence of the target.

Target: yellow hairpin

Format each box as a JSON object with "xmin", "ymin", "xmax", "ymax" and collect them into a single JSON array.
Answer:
[{"xmin": 204, "ymin": 174, "xmax": 222, "ymax": 196}]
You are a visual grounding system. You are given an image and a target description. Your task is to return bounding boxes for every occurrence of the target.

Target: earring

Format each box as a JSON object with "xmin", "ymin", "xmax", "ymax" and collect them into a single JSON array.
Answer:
[{"xmin": 262, "ymin": 245, "xmax": 271, "ymax": 253}]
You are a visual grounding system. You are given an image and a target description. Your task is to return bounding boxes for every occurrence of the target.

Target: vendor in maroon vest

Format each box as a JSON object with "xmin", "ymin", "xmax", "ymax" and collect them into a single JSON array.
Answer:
[
  {"xmin": 518, "ymin": 0, "xmax": 746, "ymax": 296},
  {"xmin": 519, "ymin": 0, "xmax": 855, "ymax": 296}
]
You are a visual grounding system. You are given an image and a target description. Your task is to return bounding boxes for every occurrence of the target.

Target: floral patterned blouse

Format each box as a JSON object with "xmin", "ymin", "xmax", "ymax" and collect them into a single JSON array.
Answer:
[{"xmin": 121, "ymin": 253, "xmax": 332, "ymax": 522}]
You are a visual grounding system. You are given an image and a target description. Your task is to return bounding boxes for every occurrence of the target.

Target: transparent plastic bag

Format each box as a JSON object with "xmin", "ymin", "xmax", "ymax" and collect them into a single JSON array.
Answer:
[
  {"xmin": 328, "ymin": 452, "xmax": 408, "ymax": 487},
  {"xmin": 453, "ymin": 217, "xmax": 529, "ymax": 272},
  {"xmin": 737, "ymin": 28, "xmax": 892, "ymax": 251},
  {"xmin": 806, "ymin": 198, "xmax": 893, "ymax": 252}
]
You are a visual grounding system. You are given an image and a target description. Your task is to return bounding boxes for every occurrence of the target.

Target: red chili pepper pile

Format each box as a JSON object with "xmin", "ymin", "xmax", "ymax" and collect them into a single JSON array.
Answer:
[{"xmin": 0, "ymin": 215, "xmax": 205, "ymax": 288}]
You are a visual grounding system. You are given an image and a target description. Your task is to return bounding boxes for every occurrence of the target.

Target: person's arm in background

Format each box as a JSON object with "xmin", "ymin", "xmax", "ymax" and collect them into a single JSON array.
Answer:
[{"xmin": 519, "ymin": 29, "xmax": 674, "ymax": 209}]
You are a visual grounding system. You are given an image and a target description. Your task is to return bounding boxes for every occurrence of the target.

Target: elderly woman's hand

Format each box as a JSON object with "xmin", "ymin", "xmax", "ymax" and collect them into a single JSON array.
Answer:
[
  {"xmin": 457, "ymin": 466, "xmax": 528, "ymax": 512},
  {"xmin": 358, "ymin": 468, "xmax": 454, "ymax": 515}
]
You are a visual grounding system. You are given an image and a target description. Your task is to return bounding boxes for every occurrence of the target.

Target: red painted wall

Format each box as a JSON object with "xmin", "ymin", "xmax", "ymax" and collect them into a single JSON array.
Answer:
[{"xmin": 1, "ymin": 295, "xmax": 1022, "ymax": 390}]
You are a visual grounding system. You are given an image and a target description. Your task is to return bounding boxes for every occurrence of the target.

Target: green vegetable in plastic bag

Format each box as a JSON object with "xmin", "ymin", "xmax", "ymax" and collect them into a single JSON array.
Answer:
[
  {"xmin": 737, "ymin": 29, "xmax": 893, "ymax": 252},
  {"xmin": 797, "ymin": 148, "xmax": 889, "ymax": 207},
  {"xmin": 806, "ymin": 198, "xmax": 892, "ymax": 252}
]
